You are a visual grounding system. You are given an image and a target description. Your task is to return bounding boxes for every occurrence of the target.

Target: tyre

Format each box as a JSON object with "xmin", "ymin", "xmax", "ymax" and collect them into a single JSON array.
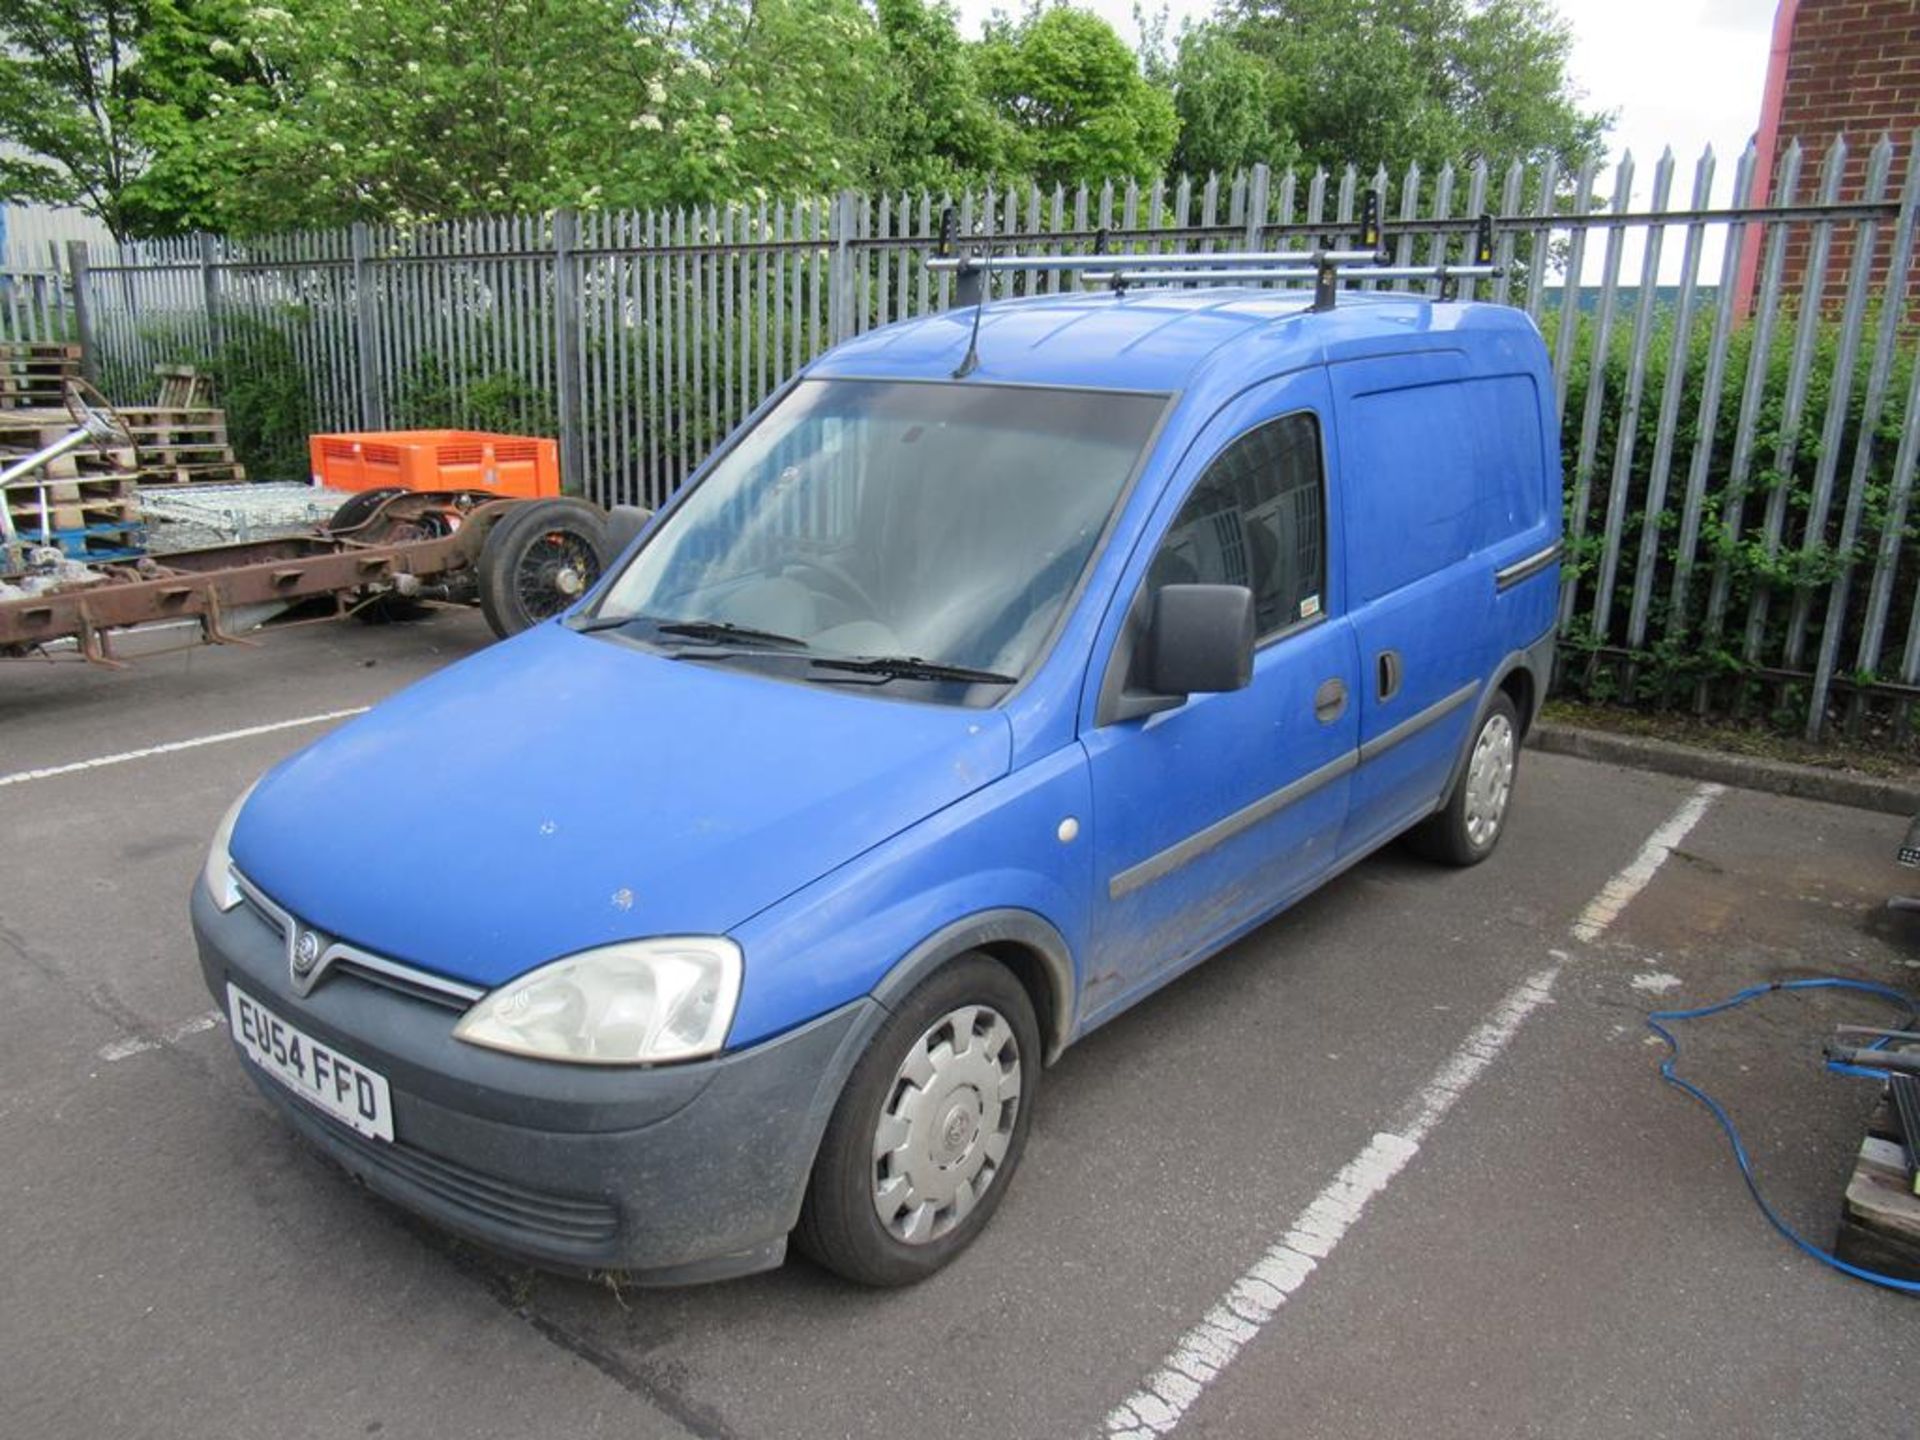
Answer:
[
  {"xmin": 327, "ymin": 487, "xmax": 408, "ymax": 536},
  {"xmin": 1410, "ymin": 691, "xmax": 1520, "ymax": 866},
  {"xmin": 795, "ymin": 954, "xmax": 1040, "ymax": 1287},
  {"xmin": 477, "ymin": 498, "xmax": 613, "ymax": 639}
]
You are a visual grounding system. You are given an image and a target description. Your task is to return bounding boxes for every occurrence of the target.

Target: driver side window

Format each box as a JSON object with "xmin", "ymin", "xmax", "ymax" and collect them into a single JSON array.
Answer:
[{"xmin": 1146, "ymin": 411, "xmax": 1326, "ymax": 641}]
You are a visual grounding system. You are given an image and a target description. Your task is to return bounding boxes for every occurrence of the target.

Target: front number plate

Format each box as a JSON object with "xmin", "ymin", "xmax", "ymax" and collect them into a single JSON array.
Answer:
[{"xmin": 227, "ymin": 983, "xmax": 394, "ymax": 1142}]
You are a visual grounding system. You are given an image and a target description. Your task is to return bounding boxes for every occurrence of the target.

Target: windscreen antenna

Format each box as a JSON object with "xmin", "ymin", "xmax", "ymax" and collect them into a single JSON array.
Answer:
[{"xmin": 939, "ymin": 205, "xmax": 995, "ymax": 379}]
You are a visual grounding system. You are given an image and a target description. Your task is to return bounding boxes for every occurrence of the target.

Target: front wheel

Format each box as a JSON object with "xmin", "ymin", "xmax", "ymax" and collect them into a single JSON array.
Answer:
[
  {"xmin": 1410, "ymin": 692, "xmax": 1520, "ymax": 866},
  {"xmin": 477, "ymin": 498, "xmax": 612, "ymax": 639},
  {"xmin": 795, "ymin": 955, "xmax": 1039, "ymax": 1287}
]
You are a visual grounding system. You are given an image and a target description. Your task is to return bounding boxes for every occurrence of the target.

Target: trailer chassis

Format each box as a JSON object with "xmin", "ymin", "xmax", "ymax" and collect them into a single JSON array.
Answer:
[{"xmin": 1, "ymin": 492, "xmax": 519, "ymax": 668}]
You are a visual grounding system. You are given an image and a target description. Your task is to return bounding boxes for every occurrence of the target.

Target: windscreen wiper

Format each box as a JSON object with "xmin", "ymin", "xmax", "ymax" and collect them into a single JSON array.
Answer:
[
  {"xmin": 809, "ymin": 655, "xmax": 1016, "ymax": 685},
  {"xmin": 654, "ymin": 619, "xmax": 810, "ymax": 649},
  {"xmin": 570, "ymin": 613, "xmax": 809, "ymax": 650}
]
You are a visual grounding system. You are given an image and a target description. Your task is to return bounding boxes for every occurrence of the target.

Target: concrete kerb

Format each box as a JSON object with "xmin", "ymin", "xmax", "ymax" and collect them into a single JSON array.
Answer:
[{"xmin": 1529, "ymin": 720, "xmax": 1920, "ymax": 817}]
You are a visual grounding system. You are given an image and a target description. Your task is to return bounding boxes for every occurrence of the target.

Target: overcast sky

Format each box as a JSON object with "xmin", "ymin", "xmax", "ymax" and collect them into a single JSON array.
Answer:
[{"xmin": 952, "ymin": 0, "xmax": 1781, "ymax": 276}]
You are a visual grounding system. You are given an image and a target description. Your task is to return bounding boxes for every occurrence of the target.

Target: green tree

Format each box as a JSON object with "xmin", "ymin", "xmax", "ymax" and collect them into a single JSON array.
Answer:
[
  {"xmin": 147, "ymin": 0, "xmax": 647, "ymax": 232},
  {"xmin": 125, "ymin": 0, "xmax": 905, "ymax": 231},
  {"xmin": 0, "ymin": 0, "xmax": 147, "ymax": 239},
  {"xmin": 669, "ymin": 0, "xmax": 899, "ymax": 205},
  {"xmin": 120, "ymin": 0, "xmax": 278, "ymax": 235},
  {"xmin": 1174, "ymin": 0, "xmax": 1607, "ymax": 176},
  {"xmin": 975, "ymin": 7, "xmax": 1177, "ymax": 188},
  {"xmin": 1165, "ymin": 28, "xmax": 1285, "ymax": 178},
  {"xmin": 873, "ymin": 0, "xmax": 1018, "ymax": 190}
]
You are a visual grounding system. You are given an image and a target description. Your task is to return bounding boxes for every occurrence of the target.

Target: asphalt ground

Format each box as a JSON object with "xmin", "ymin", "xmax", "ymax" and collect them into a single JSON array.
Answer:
[{"xmin": 4, "ymin": 608, "xmax": 1916, "ymax": 1439}]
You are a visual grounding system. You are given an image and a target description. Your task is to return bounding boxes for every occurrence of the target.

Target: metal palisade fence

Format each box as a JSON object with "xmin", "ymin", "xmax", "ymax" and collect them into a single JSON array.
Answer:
[{"xmin": 9, "ymin": 134, "xmax": 1920, "ymax": 744}]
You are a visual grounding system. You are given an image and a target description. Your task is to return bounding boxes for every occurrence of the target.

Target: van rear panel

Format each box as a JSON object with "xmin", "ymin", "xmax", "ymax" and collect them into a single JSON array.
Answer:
[{"xmin": 1329, "ymin": 338, "xmax": 1559, "ymax": 855}]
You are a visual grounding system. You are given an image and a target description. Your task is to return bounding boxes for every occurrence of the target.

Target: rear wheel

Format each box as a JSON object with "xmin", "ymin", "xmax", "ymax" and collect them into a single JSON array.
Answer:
[
  {"xmin": 327, "ymin": 486, "xmax": 407, "ymax": 536},
  {"xmin": 477, "ymin": 498, "xmax": 612, "ymax": 639},
  {"xmin": 796, "ymin": 955, "xmax": 1039, "ymax": 1287},
  {"xmin": 1410, "ymin": 692, "xmax": 1520, "ymax": 866}
]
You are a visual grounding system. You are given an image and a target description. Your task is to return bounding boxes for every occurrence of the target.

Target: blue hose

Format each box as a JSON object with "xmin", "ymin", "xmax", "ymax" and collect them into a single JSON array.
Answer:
[{"xmin": 1645, "ymin": 976, "xmax": 1920, "ymax": 1295}]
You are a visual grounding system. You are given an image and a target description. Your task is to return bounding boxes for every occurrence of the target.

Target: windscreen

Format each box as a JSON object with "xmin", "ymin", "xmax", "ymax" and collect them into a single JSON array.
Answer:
[{"xmin": 597, "ymin": 380, "xmax": 1165, "ymax": 685}]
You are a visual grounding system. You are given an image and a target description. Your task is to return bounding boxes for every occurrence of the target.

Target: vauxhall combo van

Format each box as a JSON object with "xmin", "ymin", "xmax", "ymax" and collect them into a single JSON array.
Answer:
[{"xmin": 193, "ymin": 275, "xmax": 1561, "ymax": 1287}]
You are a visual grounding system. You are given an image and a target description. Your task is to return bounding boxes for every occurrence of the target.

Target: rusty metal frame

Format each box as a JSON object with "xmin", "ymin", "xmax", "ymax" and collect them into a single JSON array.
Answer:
[{"xmin": 2, "ymin": 496, "xmax": 519, "ymax": 665}]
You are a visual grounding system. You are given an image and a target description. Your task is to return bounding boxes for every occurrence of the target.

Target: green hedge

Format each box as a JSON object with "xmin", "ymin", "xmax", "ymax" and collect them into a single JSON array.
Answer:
[{"xmin": 1551, "ymin": 298, "xmax": 1916, "ymax": 738}]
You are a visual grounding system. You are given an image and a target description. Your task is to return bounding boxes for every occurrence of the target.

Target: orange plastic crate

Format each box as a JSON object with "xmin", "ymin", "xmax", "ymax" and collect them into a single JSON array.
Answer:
[{"xmin": 308, "ymin": 429, "xmax": 560, "ymax": 499}]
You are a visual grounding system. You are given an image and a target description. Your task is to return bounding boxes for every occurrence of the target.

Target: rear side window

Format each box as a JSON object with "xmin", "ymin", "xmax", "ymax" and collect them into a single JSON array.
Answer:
[{"xmin": 1147, "ymin": 412, "xmax": 1326, "ymax": 640}]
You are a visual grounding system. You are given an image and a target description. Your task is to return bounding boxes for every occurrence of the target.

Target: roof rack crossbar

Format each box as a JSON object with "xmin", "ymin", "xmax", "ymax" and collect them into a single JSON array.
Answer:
[
  {"xmin": 926, "ymin": 248, "xmax": 1384, "ymax": 275},
  {"xmin": 928, "ymin": 190, "xmax": 1499, "ymax": 312},
  {"xmin": 1082, "ymin": 264, "xmax": 1499, "ymax": 286}
]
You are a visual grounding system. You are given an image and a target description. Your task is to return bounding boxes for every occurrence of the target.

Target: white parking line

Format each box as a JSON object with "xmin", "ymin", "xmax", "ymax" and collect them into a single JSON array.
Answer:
[
  {"xmin": 1099, "ymin": 782, "xmax": 1724, "ymax": 1438},
  {"xmin": 1571, "ymin": 783, "xmax": 1724, "ymax": 942},
  {"xmin": 98, "ymin": 1009, "xmax": 223, "ymax": 1063},
  {"xmin": 0, "ymin": 708, "xmax": 369, "ymax": 790}
]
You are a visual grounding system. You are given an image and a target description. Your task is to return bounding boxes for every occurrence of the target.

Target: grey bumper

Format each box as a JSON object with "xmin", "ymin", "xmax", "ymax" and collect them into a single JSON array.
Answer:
[{"xmin": 191, "ymin": 883, "xmax": 877, "ymax": 1282}]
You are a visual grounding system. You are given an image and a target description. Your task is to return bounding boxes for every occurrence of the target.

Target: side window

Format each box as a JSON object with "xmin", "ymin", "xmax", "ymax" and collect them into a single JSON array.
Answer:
[{"xmin": 1147, "ymin": 412, "xmax": 1326, "ymax": 640}]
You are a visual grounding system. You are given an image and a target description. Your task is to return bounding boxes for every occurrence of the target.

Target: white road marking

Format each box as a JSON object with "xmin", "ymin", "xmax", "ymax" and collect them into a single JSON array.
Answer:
[
  {"xmin": 1571, "ymin": 783, "xmax": 1723, "ymax": 943},
  {"xmin": 1099, "ymin": 784, "xmax": 1723, "ymax": 1438},
  {"xmin": 0, "ymin": 708, "xmax": 369, "ymax": 790},
  {"xmin": 98, "ymin": 1009, "xmax": 223, "ymax": 1063}
]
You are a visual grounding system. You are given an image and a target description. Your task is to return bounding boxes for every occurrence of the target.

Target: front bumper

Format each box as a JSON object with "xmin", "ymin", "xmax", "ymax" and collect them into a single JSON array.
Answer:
[{"xmin": 190, "ymin": 882, "xmax": 877, "ymax": 1282}]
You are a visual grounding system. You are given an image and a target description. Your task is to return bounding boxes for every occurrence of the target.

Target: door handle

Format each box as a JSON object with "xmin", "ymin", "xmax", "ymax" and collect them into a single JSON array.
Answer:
[
  {"xmin": 1313, "ymin": 677, "xmax": 1347, "ymax": 724},
  {"xmin": 1377, "ymin": 651, "xmax": 1403, "ymax": 703}
]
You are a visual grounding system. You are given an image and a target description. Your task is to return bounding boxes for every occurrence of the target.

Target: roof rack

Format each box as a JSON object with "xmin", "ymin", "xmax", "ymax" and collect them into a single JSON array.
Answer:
[{"xmin": 929, "ymin": 191, "xmax": 1498, "ymax": 311}]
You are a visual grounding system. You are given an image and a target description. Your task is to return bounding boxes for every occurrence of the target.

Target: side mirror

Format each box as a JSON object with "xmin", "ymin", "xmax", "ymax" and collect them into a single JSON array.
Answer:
[{"xmin": 1146, "ymin": 583, "xmax": 1255, "ymax": 697}]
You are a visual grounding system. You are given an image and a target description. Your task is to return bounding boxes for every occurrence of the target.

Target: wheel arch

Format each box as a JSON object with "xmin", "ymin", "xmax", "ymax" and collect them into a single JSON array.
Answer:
[
  {"xmin": 1438, "ymin": 629, "xmax": 1554, "ymax": 807},
  {"xmin": 869, "ymin": 909, "xmax": 1077, "ymax": 1065}
]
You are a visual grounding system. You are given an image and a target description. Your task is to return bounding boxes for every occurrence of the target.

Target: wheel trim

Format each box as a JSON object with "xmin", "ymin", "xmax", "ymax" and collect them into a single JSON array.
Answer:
[
  {"xmin": 514, "ymin": 529, "xmax": 601, "ymax": 620},
  {"xmin": 871, "ymin": 1004, "xmax": 1021, "ymax": 1246},
  {"xmin": 1463, "ymin": 712, "xmax": 1516, "ymax": 848}
]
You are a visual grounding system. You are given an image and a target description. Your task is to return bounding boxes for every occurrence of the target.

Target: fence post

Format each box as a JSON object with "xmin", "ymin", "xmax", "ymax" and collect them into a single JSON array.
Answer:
[
  {"xmin": 831, "ymin": 191, "xmax": 858, "ymax": 345},
  {"xmin": 1244, "ymin": 164, "xmax": 1270, "ymax": 250},
  {"xmin": 197, "ymin": 232, "xmax": 225, "ymax": 358},
  {"xmin": 349, "ymin": 222, "xmax": 384, "ymax": 430},
  {"xmin": 64, "ymin": 241, "xmax": 98, "ymax": 385},
  {"xmin": 551, "ymin": 207, "xmax": 584, "ymax": 496}
]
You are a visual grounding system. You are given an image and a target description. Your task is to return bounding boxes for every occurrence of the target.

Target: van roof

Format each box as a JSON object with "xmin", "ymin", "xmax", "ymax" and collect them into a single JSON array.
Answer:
[{"xmin": 809, "ymin": 288, "xmax": 1544, "ymax": 399}]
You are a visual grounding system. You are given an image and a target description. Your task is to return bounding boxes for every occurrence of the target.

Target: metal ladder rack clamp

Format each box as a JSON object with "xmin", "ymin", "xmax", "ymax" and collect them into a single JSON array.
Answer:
[{"xmin": 927, "ymin": 192, "xmax": 1499, "ymax": 311}]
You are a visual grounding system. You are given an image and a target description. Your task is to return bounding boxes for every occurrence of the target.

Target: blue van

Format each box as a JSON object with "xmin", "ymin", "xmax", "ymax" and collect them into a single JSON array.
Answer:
[{"xmin": 192, "ymin": 257, "xmax": 1561, "ymax": 1287}]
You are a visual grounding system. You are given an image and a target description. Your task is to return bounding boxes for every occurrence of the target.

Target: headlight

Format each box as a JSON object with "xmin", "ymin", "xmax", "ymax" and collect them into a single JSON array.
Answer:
[
  {"xmin": 452, "ymin": 938, "xmax": 743, "ymax": 1065},
  {"xmin": 201, "ymin": 781, "xmax": 258, "ymax": 912}
]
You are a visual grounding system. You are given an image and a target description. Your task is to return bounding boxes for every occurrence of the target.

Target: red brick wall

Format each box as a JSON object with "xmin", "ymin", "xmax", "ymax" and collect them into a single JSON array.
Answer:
[{"xmin": 1773, "ymin": 0, "xmax": 1920, "ymax": 303}]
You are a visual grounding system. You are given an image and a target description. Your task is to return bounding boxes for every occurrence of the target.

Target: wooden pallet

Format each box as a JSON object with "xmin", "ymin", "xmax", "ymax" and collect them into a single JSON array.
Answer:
[
  {"xmin": 1, "ymin": 403, "xmax": 246, "ymax": 485},
  {"xmin": 0, "ymin": 358, "xmax": 80, "ymax": 377},
  {"xmin": 152, "ymin": 364, "xmax": 214, "ymax": 410},
  {"xmin": 0, "ymin": 346, "xmax": 81, "ymax": 410},
  {"xmin": 113, "ymin": 407, "xmax": 243, "ymax": 484},
  {"xmin": 0, "ymin": 450, "xmax": 137, "ymax": 482},
  {"xmin": 0, "ymin": 342, "xmax": 82, "ymax": 362},
  {"xmin": 0, "ymin": 411, "xmax": 139, "ymax": 479},
  {"xmin": 6, "ymin": 475, "xmax": 139, "ymax": 531},
  {"xmin": 1834, "ymin": 1093, "xmax": 1920, "ymax": 1282},
  {"xmin": 7, "ymin": 496, "xmax": 141, "ymax": 533},
  {"xmin": 0, "ymin": 387, "xmax": 71, "ymax": 410},
  {"xmin": 118, "ymin": 405, "xmax": 228, "ymax": 434},
  {"xmin": 132, "ymin": 460, "xmax": 248, "ymax": 486}
]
